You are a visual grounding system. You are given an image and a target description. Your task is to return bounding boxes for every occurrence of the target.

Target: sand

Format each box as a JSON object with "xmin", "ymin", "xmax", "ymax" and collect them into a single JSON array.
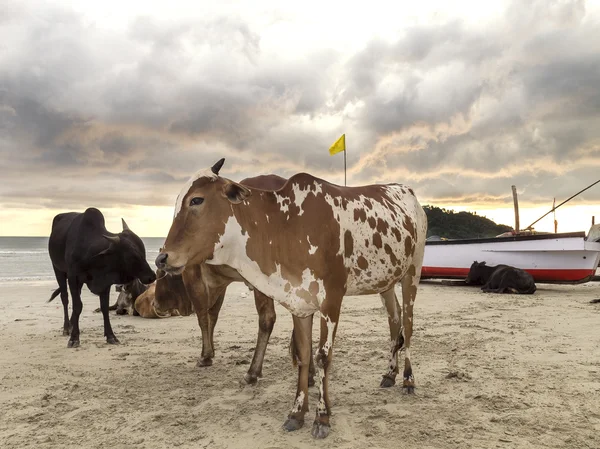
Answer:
[{"xmin": 1, "ymin": 279, "xmax": 600, "ymax": 449}]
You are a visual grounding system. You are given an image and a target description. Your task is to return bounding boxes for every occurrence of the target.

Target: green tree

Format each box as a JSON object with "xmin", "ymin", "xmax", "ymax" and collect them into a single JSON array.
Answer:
[{"xmin": 423, "ymin": 205, "xmax": 513, "ymax": 239}]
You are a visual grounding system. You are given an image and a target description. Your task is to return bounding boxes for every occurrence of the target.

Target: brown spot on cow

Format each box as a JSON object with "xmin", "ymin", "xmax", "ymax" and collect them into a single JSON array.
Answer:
[
  {"xmin": 284, "ymin": 282, "xmax": 292, "ymax": 293},
  {"xmin": 373, "ymin": 233, "xmax": 382, "ymax": 249},
  {"xmin": 391, "ymin": 227, "xmax": 402, "ymax": 242},
  {"xmin": 354, "ymin": 208, "xmax": 367, "ymax": 222},
  {"xmin": 344, "ymin": 230, "xmax": 354, "ymax": 258},
  {"xmin": 404, "ymin": 236, "xmax": 414, "ymax": 257},
  {"xmin": 403, "ymin": 216, "xmax": 416, "ymax": 239},
  {"xmin": 364, "ymin": 238, "xmax": 369, "ymax": 248},
  {"xmin": 334, "ymin": 198, "xmax": 340, "ymax": 207},
  {"xmin": 357, "ymin": 256, "xmax": 369, "ymax": 270},
  {"xmin": 384, "ymin": 244, "xmax": 400, "ymax": 266},
  {"xmin": 376, "ymin": 218, "xmax": 389, "ymax": 235},
  {"xmin": 364, "ymin": 199, "xmax": 373, "ymax": 209},
  {"xmin": 297, "ymin": 288, "xmax": 314, "ymax": 304},
  {"xmin": 367, "ymin": 217, "xmax": 376, "ymax": 229},
  {"xmin": 309, "ymin": 281, "xmax": 319, "ymax": 296}
]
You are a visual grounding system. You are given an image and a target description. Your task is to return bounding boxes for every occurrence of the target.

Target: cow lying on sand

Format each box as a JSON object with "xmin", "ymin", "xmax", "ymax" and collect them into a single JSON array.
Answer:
[
  {"xmin": 48, "ymin": 208, "xmax": 156, "ymax": 347},
  {"xmin": 96, "ymin": 276, "xmax": 191, "ymax": 318},
  {"xmin": 153, "ymin": 171, "xmax": 315, "ymax": 385},
  {"xmin": 156, "ymin": 158, "xmax": 427, "ymax": 439},
  {"xmin": 465, "ymin": 261, "xmax": 537, "ymax": 294}
]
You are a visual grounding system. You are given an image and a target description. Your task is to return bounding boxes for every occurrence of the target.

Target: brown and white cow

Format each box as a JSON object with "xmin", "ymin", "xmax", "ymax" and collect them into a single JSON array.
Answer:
[
  {"xmin": 154, "ymin": 174, "xmax": 315, "ymax": 385},
  {"xmin": 156, "ymin": 159, "xmax": 427, "ymax": 439}
]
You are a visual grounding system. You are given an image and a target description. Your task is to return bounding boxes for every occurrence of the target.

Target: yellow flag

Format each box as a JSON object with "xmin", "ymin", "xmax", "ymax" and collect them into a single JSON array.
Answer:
[{"xmin": 329, "ymin": 134, "xmax": 346, "ymax": 156}]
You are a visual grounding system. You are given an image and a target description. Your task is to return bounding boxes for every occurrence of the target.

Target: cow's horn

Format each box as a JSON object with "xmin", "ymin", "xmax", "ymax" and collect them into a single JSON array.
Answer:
[
  {"xmin": 121, "ymin": 218, "xmax": 131, "ymax": 232},
  {"xmin": 211, "ymin": 158, "xmax": 225, "ymax": 175},
  {"xmin": 103, "ymin": 235, "xmax": 121, "ymax": 245}
]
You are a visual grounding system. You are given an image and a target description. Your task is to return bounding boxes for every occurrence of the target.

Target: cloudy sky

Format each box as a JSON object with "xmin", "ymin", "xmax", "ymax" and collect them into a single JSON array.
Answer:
[{"xmin": 1, "ymin": 0, "xmax": 600, "ymax": 236}]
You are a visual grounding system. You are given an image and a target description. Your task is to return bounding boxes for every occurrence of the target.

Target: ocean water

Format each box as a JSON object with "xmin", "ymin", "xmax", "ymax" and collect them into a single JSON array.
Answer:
[{"xmin": 0, "ymin": 237, "xmax": 165, "ymax": 282}]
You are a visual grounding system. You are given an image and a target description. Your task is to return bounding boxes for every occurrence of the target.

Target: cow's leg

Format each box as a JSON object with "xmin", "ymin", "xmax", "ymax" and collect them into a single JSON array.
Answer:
[
  {"xmin": 66, "ymin": 277, "xmax": 83, "ymax": 348},
  {"xmin": 206, "ymin": 289, "xmax": 226, "ymax": 361},
  {"xmin": 400, "ymin": 264, "xmax": 420, "ymax": 393},
  {"xmin": 312, "ymin": 300, "xmax": 341, "ymax": 439},
  {"xmin": 283, "ymin": 314, "xmax": 313, "ymax": 432},
  {"xmin": 245, "ymin": 290, "xmax": 276, "ymax": 384},
  {"xmin": 380, "ymin": 287, "xmax": 403, "ymax": 388},
  {"xmin": 195, "ymin": 302, "xmax": 213, "ymax": 367},
  {"xmin": 53, "ymin": 267, "xmax": 71, "ymax": 336},
  {"xmin": 99, "ymin": 288, "xmax": 119, "ymax": 344}
]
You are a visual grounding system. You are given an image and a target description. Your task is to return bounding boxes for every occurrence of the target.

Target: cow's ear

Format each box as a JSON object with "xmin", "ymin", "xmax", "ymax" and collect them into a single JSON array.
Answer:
[
  {"xmin": 222, "ymin": 181, "xmax": 251, "ymax": 204},
  {"xmin": 480, "ymin": 261, "xmax": 486, "ymax": 266},
  {"xmin": 90, "ymin": 235, "xmax": 120, "ymax": 259}
]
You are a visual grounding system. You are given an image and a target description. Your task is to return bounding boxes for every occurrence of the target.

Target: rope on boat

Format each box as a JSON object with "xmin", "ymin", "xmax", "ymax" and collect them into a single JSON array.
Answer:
[{"xmin": 524, "ymin": 178, "xmax": 600, "ymax": 231}]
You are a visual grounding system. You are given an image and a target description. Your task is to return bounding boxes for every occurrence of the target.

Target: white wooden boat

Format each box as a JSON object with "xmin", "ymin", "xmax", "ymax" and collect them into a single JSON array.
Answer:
[{"xmin": 422, "ymin": 228, "xmax": 600, "ymax": 284}]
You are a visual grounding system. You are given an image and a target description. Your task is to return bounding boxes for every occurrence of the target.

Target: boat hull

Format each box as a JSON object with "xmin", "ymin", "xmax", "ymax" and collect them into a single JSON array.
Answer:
[{"xmin": 422, "ymin": 232, "xmax": 600, "ymax": 284}]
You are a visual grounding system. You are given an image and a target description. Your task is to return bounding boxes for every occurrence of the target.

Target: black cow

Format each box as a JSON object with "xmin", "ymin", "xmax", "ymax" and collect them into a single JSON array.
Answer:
[
  {"xmin": 48, "ymin": 207, "xmax": 156, "ymax": 347},
  {"xmin": 465, "ymin": 261, "xmax": 536, "ymax": 294}
]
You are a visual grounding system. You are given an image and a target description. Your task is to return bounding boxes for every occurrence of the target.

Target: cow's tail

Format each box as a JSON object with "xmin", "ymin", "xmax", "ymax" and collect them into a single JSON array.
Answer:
[{"xmin": 47, "ymin": 288, "xmax": 61, "ymax": 303}]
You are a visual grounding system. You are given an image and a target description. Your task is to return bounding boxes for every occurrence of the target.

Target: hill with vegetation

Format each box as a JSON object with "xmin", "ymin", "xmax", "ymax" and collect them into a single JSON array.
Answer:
[{"xmin": 423, "ymin": 205, "xmax": 513, "ymax": 239}]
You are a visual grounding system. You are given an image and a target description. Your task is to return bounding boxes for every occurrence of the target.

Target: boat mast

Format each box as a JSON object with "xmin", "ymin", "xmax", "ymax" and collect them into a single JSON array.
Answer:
[{"xmin": 511, "ymin": 185, "xmax": 520, "ymax": 234}]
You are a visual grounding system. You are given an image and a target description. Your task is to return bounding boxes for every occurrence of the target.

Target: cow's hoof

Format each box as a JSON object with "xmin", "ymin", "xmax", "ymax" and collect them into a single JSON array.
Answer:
[
  {"xmin": 107, "ymin": 336, "xmax": 120, "ymax": 345},
  {"xmin": 67, "ymin": 340, "xmax": 80, "ymax": 348},
  {"xmin": 197, "ymin": 358, "xmax": 213, "ymax": 367},
  {"xmin": 380, "ymin": 375, "xmax": 396, "ymax": 388},
  {"xmin": 308, "ymin": 374, "xmax": 315, "ymax": 387},
  {"xmin": 311, "ymin": 421, "xmax": 330, "ymax": 439},
  {"xmin": 403, "ymin": 385, "xmax": 415, "ymax": 394},
  {"xmin": 62, "ymin": 328, "xmax": 71, "ymax": 336},
  {"xmin": 243, "ymin": 373, "xmax": 259, "ymax": 385},
  {"xmin": 283, "ymin": 417, "xmax": 304, "ymax": 432}
]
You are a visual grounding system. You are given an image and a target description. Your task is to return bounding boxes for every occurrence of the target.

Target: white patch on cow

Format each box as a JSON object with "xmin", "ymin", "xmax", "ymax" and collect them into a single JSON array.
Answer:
[
  {"xmin": 321, "ymin": 315, "xmax": 336, "ymax": 355},
  {"xmin": 207, "ymin": 215, "xmax": 324, "ymax": 317},
  {"xmin": 274, "ymin": 193, "xmax": 289, "ymax": 213},
  {"xmin": 266, "ymin": 214, "xmax": 269, "ymax": 223},
  {"xmin": 290, "ymin": 180, "xmax": 323, "ymax": 216},
  {"xmin": 307, "ymin": 236, "xmax": 318, "ymax": 255},
  {"xmin": 292, "ymin": 183, "xmax": 310, "ymax": 216},
  {"xmin": 174, "ymin": 168, "xmax": 217, "ymax": 218},
  {"xmin": 387, "ymin": 339, "xmax": 398, "ymax": 373},
  {"xmin": 317, "ymin": 368, "xmax": 327, "ymax": 415},
  {"xmin": 291, "ymin": 391, "xmax": 305, "ymax": 414}
]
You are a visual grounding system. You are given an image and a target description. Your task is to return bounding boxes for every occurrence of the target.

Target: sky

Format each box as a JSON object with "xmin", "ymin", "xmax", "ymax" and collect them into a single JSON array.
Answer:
[{"xmin": 1, "ymin": 0, "xmax": 600, "ymax": 237}]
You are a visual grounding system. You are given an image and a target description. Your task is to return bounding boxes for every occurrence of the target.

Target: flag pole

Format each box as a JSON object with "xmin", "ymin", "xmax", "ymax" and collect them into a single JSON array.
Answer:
[{"xmin": 344, "ymin": 146, "xmax": 347, "ymax": 186}]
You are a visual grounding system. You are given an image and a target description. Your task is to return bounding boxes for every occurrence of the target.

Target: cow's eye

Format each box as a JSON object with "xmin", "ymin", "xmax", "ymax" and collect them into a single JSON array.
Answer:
[{"xmin": 190, "ymin": 197, "xmax": 204, "ymax": 206}]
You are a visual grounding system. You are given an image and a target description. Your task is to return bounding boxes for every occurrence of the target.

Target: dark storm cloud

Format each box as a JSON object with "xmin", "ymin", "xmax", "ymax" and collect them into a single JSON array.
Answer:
[{"xmin": 1, "ymin": 0, "xmax": 599, "ymax": 213}]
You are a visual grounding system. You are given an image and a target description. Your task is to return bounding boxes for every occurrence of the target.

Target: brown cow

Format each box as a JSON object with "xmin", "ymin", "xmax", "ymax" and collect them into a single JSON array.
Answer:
[
  {"xmin": 153, "ymin": 173, "xmax": 315, "ymax": 385},
  {"xmin": 156, "ymin": 159, "xmax": 427, "ymax": 439}
]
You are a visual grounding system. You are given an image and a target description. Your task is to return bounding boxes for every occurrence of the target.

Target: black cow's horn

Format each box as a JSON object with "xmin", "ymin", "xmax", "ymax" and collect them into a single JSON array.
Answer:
[
  {"xmin": 121, "ymin": 218, "xmax": 131, "ymax": 232},
  {"xmin": 211, "ymin": 158, "xmax": 225, "ymax": 175},
  {"xmin": 103, "ymin": 235, "xmax": 121, "ymax": 245}
]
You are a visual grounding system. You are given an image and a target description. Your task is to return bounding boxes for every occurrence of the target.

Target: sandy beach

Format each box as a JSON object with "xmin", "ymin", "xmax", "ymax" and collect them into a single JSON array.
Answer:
[{"xmin": 1, "ymin": 280, "xmax": 600, "ymax": 449}]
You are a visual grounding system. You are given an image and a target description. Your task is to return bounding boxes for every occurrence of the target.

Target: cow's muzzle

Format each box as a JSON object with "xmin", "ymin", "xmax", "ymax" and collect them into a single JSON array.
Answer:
[{"xmin": 155, "ymin": 252, "xmax": 185, "ymax": 275}]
